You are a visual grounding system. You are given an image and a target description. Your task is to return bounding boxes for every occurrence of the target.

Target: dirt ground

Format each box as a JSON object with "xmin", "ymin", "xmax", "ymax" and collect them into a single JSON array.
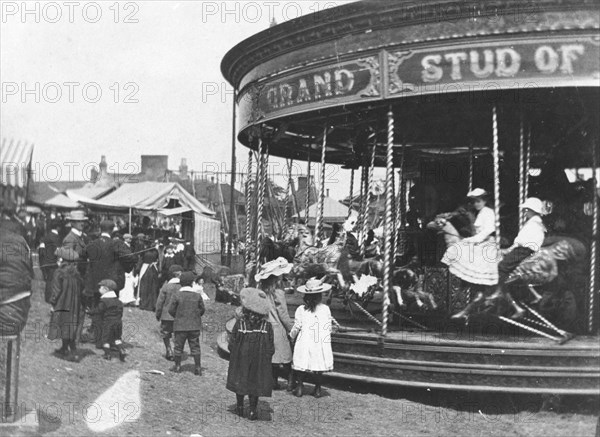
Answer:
[{"xmin": 12, "ymin": 274, "xmax": 600, "ymax": 436}]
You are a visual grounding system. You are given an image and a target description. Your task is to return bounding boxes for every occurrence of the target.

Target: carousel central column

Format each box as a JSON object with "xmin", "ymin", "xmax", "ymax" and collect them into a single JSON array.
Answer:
[{"xmin": 381, "ymin": 107, "xmax": 395, "ymax": 338}]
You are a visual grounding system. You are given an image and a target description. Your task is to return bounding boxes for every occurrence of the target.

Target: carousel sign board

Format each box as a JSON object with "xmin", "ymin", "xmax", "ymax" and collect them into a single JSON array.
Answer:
[
  {"xmin": 237, "ymin": 56, "xmax": 381, "ymax": 127},
  {"xmin": 386, "ymin": 36, "xmax": 600, "ymax": 96}
]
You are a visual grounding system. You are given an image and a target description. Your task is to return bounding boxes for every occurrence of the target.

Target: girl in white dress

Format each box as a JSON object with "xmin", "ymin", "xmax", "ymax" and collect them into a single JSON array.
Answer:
[{"xmin": 290, "ymin": 278, "xmax": 338, "ymax": 398}]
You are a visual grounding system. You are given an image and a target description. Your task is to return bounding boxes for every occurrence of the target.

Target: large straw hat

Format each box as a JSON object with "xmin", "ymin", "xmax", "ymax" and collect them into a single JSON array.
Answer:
[
  {"xmin": 254, "ymin": 257, "xmax": 292, "ymax": 282},
  {"xmin": 240, "ymin": 287, "xmax": 270, "ymax": 315},
  {"xmin": 65, "ymin": 210, "xmax": 88, "ymax": 221},
  {"xmin": 520, "ymin": 197, "xmax": 545, "ymax": 215},
  {"xmin": 297, "ymin": 278, "xmax": 332, "ymax": 294}
]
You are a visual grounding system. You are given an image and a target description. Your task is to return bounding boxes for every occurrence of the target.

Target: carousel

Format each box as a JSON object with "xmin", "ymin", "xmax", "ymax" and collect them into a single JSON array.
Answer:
[{"xmin": 218, "ymin": 0, "xmax": 600, "ymax": 394}]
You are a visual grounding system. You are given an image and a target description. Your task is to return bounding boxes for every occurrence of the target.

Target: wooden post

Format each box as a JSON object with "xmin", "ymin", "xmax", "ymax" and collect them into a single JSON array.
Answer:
[{"xmin": 227, "ymin": 89, "xmax": 237, "ymax": 267}]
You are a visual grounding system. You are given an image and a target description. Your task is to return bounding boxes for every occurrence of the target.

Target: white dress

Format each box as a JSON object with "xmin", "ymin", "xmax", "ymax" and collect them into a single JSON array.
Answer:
[
  {"xmin": 441, "ymin": 206, "xmax": 499, "ymax": 285},
  {"xmin": 119, "ymin": 272, "xmax": 138, "ymax": 305},
  {"xmin": 290, "ymin": 303, "xmax": 334, "ymax": 372}
]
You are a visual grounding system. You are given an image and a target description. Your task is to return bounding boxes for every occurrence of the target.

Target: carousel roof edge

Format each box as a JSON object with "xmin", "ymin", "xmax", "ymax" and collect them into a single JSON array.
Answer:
[{"xmin": 220, "ymin": 0, "xmax": 600, "ymax": 88}]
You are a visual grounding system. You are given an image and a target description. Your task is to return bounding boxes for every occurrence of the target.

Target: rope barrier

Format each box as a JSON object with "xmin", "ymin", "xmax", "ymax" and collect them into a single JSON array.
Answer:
[
  {"xmin": 382, "ymin": 107, "xmax": 394, "ymax": 338},
  {"xmin": 350, "ymin": 299, "xmax": 382, "ymax": 327}
]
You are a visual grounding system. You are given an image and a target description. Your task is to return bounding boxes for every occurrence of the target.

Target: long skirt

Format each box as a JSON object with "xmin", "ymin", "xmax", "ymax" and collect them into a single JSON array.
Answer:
[
  {"xmin": 138, "ymin": 264, "xmax": 159, "ymax": 311},
  {"xmin": 441, "ymin": 239, "xmax": 499, "ymax": 286}
]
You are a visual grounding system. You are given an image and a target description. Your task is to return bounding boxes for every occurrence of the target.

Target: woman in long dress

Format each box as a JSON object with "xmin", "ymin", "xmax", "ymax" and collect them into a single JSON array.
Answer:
[
  {"xmin": 440, "ymin": 188, "xmax": 499, "ymax": 318},
  {"xmin": 137, "ymin": 248, "xmax": 160, "ymax": 311}
]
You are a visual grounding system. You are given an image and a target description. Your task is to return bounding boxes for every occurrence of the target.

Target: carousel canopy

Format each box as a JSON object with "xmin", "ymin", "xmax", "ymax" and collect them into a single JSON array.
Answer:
[{"xmin": 221, "ymin": 0, "xmax": 599, "ymax": 170}]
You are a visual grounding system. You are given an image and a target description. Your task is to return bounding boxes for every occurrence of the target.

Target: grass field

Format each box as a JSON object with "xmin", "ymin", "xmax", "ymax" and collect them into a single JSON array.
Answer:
[{"xmin": 11, "ymin": 273, "xmax": 599, "ymax": 436}]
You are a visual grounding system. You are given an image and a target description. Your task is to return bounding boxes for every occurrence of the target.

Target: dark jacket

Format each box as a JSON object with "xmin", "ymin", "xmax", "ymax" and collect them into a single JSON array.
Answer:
[
  {"xmin": 0, "ymin": 221, "xmax": 33, "ymax": 303},
  {"xmin": 48, "ymin": 263, "xmax": 84, "ymax": 341},
  {"xmin": 97, "ymin": 292, "xmax": 124, "ymax": 343},
  {"xmin": 168, "ymin": 287, "xmax": 205, "ymax": 331},
  {"xmin": 155, "ymin": 279, "xmax": 180, "ymax": 321},
  {"xmin": 39, "ymin": 230, "xmax": 60, "ymax": 270},
  {"xmin": 84, "ymin": 235, "xmax": 133, "ymax": 296},
  {"xmin": 62, "ymin": 230, "xmax": 87, "ymax": 258}
]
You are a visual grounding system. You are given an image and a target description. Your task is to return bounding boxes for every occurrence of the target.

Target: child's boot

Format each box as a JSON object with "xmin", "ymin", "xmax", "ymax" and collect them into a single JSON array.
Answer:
[
  {"xmin": 313, "ymin": 372, "xmax": 323, "ymax": 398},
  {"xmin": 272, "ymin": 365, "xmax": 281, "ymax": 390},
  {"xmin": 293, "ymin": 372, "xmax": 304, "ymax": 397},
  {"xmin": 172, "ymin": 356, "xmax": 181, "ymax": 373},
  {"xmin": 102, "ymin": 346, "xmax": 112, "ymax": 360},
  {"xmin": 248, "ymin": 396, "xmax": 258, "ymax": 421},
  {"xmin": 117, "ymin": 344, "xmax": 127, "ymax": 362},
  {"xmin": 235, "ymin": 394, "xmax": 244, "ymax": 417},
  {"xmin": 163, "ymin": 339, "xmax": 173, "ymax": 361},
  {"xmin": 286, "ymin": 364, "xmax": 295, "ymax": 392},
  {"xmin": 193, "ymin": 354, "xmax": 202, "ymax": 375}
]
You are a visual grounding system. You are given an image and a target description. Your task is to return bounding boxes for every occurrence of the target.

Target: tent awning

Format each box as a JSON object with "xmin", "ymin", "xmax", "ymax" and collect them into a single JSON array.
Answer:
[{"xmin": 158, "ymin": 206, "xmax": 192, "ymax": 216}]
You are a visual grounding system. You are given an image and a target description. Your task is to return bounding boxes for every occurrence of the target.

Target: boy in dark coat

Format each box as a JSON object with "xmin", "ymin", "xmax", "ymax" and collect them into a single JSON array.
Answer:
[
  {"xmin": 48, "ymin": 247, "xmax": 84, "ymax": 359},
  {"xmin": 97, "ymin": 279, "xmax": 126, "ymax": 361},
  {"xmin": 155, "ymin": 264, "xmax": 183, "ymax": 360},
  {"xmin": 168, "ymin": 271, "xmax": 205, "ymax": 375}
]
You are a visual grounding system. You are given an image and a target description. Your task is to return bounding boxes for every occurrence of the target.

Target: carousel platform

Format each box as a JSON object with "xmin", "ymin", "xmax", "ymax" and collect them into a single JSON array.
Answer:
[{"xmin": 217, "ymin": 292, "xmax": 600, "ymax": 395}]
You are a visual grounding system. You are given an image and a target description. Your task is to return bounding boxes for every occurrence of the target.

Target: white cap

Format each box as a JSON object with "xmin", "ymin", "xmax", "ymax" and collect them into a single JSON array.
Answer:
[
  {"xmin": 466, "ymin": 188, "xmax": 488, "ymax": 198},
  {"xmin": 520, "ymin": 197, "xmax": 545, "ymax": 215}
]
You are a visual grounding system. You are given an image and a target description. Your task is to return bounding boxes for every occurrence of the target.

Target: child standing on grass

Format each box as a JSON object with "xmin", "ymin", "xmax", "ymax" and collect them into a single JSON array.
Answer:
[
  {"xmin": 168, "ymin": 271, "xmax": 205, "ymax": 375},
  {"xmin": 97, "ymin": 279, "xmax": 126, "ymax": 362},
  {"xmin": 48, "ymin": 247, "xmax": 84, "ymax": 360},
  {"xmin": 155, "ymin": 264, "xmax": 183, "ymax": 361},
  {"xmin": 290, "ymin": 278, "xmax": 337, "ymax": 398},
  {"xmin": 226, "ymin": 288, "xmax": 274, "ymax": 421}
]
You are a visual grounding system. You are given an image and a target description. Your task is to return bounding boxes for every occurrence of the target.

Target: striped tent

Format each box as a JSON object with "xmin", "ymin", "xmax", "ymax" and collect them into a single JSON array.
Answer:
[{"xmin": 0, "ymin": 138, "xmax": 34, "ymax": 210}]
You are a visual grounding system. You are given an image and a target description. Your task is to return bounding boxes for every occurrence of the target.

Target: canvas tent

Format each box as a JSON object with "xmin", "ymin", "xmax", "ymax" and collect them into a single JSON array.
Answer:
[
  {"xmin": 295, "ymin": 196, "xmax": 357, "ymax": 226},
  {"xmin": 1, "ymin": 139, "xmax": 34, "ymax": 210},
  {"xmin": 76, "ymin": 182, "xmax": 221, "ymax": 254}
]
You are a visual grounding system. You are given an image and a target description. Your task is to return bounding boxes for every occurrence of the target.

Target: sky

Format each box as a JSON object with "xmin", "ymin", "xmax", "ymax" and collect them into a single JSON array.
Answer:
[{"xmin": 1, "ymin": 0, "xmax": 368, "ymax": 200}]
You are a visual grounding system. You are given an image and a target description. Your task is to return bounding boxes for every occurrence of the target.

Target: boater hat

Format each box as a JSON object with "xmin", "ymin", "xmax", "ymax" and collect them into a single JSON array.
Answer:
[
  {"xmin": 297, "ymin": 278, "xmax": 332, "ymax": 294},
  {"xmin": 254, "ymin": 257, "xmax": 293, "ymax": 282},
  {"xmin": 240, "ymin": 288, "xmax": 270, "ymax": 315},
  {"xmin": 65, "ymin": 210, "xmax": 88, "ymax": 221},
  {"xmin": 520, "ymin": 197, "xmax": 545, "ymax": 215}
]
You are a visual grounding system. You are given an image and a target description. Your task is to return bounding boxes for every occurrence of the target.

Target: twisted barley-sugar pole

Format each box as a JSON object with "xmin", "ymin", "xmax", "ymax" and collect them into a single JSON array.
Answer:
[
  {"xmin": 255, "ymin": 138, "xmax": 266, "ymax": 266},
  {"xmin": 285, "ymin": 159, "xmax": 294, "ymax": 232},
  {"xmin": 395, "ymin": 146, "xmax": 405, "ymax": 258},
  {"xmin": 524, "ymin": 125, "xmax": 531, "ymax": 205},
  {"xmin": 468, "ymin": 142, "xmax": 474, "ymax": 193},
  {"xmin": 382, "ymin": 107, "xmax": 395, "ymax": 338},
  {"xmin": 245, "ymin": 150, "xmax": 254, "ymax": 266},
  {"xmin": 589, "ymin": 140, "xmax": 598, "ymax": 334},
  {"xmin": 519, "ymin": 117, "xmax": 525, "ymax": 229},
  {"xmin": 347, "ymin": 167, "xmax": 355, "ymax": 220},
  {"xmin": 314, "ymin": 127, "xmax": 328, "ymax": 244},
  {"xmin": 361, "ymin": 142, "xmax": 377, "ymax": 255},
  {"xmin": 305, "ymin": 149, "xmax": 311, "ymax": 224},
  {"xmin": 492, "ymin": 105, "xmax": 501, "ymax": 247},
  {"xmin": 357, "ymin": 165, "xmax": 367, "ymax": 243}
]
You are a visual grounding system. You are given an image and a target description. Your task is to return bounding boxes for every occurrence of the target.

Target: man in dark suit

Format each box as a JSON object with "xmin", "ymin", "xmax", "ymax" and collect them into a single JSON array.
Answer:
[
  {"xmin": 61, "ymin": 210, "xmax": 88, "ymax": 258},
  {"xmin": 39, "ymin": 220, "xmax": 61, "ymax": 303},
  {"xmin": 83, "ymin": 220, "xmax": 134, "ymax": 347}
]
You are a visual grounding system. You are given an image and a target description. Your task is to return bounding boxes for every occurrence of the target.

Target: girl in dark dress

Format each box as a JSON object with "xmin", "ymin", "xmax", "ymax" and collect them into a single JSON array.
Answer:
[
  {"xmin": 226, "ymin": 288, "xmax": 274, "ymax": 421},
  {"xmin": 48, "ymin": 247, "xmax": 84, "ymax": 359}
]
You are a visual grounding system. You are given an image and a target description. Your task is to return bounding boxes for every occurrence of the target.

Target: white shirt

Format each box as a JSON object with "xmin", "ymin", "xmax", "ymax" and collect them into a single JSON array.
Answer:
[
  {"xmin": 463, "ymin": 206, "xmax": 495, "ymax": 243},
  {"xmin": 513, "ymin": 215, "xmax": 546, "ymax": 252}
]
